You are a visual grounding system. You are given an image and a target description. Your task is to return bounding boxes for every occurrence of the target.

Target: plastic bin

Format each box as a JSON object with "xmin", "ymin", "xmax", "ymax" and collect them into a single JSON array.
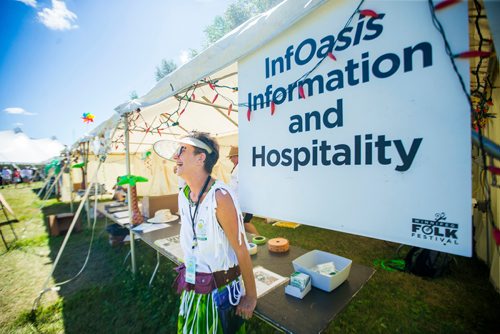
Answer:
[{"xmin": 292, "ymin": 250, "xmax": 352, "ymax": 292}]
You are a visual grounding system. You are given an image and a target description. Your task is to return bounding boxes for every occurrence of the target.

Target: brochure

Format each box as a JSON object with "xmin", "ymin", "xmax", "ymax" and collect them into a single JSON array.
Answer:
[
  {"xmin": 116, "ymin": 217, "xmax": 130, "ymax": 226},
  {"xmin": 113, "ymin": 211, "xmax": 129, "ymax": 219},
  {"xmin": 132, "ymin": 223, "xmax": 170, "ymax": 234},
  {"xmin": 154, "ymin": 234, "xmax": 184, "ymax": 262},
  {"xmin": 253, "ymin": 266, "xmax": 289, "ymax": 298}
]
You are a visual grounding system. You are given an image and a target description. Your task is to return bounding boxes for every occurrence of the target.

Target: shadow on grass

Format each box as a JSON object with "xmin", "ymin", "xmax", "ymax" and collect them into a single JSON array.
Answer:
[
  {"xmin": 19, "ymin": 201, "xmax": 183, "ymax": 333},
  {"xmin": 13, "ymin": 202, "xmax": 500, "ymax": 334},
  {"xmin": 16, "ymin": 202, "xmax": 281, "ymax": 334}
]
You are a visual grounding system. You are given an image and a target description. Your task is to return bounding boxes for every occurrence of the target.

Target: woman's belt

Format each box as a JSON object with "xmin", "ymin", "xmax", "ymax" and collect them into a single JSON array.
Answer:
[
  {"xmin": 174, "ymin": 264, "xmax": 241, "ymax": 294},
  {"xmin": 213, "ymin": 265, "xmax": 241, "ymax": 286}
]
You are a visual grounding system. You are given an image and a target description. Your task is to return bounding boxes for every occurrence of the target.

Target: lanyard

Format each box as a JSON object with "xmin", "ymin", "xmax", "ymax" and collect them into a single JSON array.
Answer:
[{"xmin": 189, "ymin": 175, "xmax": 211, "ymax": 249}]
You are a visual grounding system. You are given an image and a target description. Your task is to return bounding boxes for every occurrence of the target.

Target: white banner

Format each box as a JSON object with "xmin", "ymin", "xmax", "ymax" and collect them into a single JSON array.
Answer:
[{"xmin": 238, "ymin": 0, "xmax": 471, "ymax": 256}]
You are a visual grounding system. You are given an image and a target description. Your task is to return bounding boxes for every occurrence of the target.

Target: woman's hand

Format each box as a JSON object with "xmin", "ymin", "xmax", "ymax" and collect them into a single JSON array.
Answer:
[{"xmin": 236, "ymin": 294, "xmax": 257, "ymax": 320}]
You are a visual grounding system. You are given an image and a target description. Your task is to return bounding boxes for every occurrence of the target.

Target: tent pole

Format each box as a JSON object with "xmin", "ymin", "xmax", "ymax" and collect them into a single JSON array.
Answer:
[
  {"xmin": 85, "ymin": 199, "xmax": 91, "ymax": 228},
  {"xmin": 37, "ymin": 173, "xmax": 51, "ymax": 198},
  {"xmin": 67, "ymin": 149, "xmax": 74, "ymax": 213},
  {"xmin": 84, "ymin": 142, "xmax": 91, "ymax": 228},
  {"xmin": 124, "ymin": 113, "xmax": 136, "ymax": 275},
  {"xmin": 42, "ymin": 169, "xmax": 64, "ymax": 202}
]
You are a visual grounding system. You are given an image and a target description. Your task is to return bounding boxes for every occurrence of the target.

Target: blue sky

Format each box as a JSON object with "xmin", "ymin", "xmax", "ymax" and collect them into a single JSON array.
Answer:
[{"xmin": 0, "ymin": 0, "xmax": 233, "ymax": 145}]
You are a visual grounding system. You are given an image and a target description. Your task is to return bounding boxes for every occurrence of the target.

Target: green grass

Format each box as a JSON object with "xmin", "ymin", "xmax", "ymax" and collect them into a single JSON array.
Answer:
[{"xmin": 1, "ymin": 184, "xmax": 499, "ymax": 333}]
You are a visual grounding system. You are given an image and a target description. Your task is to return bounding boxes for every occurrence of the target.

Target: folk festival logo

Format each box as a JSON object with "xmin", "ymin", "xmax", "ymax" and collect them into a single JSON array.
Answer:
[{"xmin": 411, "ymin": 212, "xmax": 459, "ymax": 246}]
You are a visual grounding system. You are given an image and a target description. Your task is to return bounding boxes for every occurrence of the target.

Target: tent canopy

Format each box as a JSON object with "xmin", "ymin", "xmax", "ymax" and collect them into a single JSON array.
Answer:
[{"xmin": 0, "ymin": 130, "xmax": 65, "ymax": 164}]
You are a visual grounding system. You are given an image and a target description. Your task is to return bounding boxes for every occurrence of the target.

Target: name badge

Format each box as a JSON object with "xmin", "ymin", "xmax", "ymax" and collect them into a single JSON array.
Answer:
[{"xmin": 185, "ymin": 256, "xmax": 196, "ymax": 284}]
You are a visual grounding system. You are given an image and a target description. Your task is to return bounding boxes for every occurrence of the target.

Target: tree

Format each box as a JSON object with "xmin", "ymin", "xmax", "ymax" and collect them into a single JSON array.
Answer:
[
  {"xmin": 152, "ymin": 0, "xmax": 279, "ymax": 81},
  {"xmin": 203, "ymin": 0, "xmax": 281, "ymax": 45},
  {"xmin": 155, "ymin": 59, "xmax": 177, "ymax": 82},
  {"xmin": 129, "ymin": 90, "xmax": 139, "ymax": 100},
  {"xmin": 188, "ymin": 48, "xmax": 199, "ymax": 59}
]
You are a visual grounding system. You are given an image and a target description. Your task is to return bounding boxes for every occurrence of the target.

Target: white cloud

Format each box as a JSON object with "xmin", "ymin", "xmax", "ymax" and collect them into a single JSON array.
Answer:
[
  {"xmin": 14, "ymin": 122, "xmax": 24, "ymax": 127},
  {"xmin": 3, "ymin": 107, "xmax": 37, "ymax": 116},
  {"xmin": 179, "ymin": 50, "xmax": 190, "ymax": 65},
  {"xmin": 16, "ymin": 0, "xmax": 38, "ymax": 8},
  {"xmin": 37, "ymin": 0, "xmax": 78, "ymax": 31}
]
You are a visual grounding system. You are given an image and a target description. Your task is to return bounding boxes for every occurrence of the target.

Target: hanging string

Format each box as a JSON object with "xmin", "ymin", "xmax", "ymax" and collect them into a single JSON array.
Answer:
[
  {"xmin": 117, "ymin": 0, "xmax": 368, "ymax": 138},
  {"xmin": 430, "ymin": 0, "xmax": 498, "ymax": 239}
]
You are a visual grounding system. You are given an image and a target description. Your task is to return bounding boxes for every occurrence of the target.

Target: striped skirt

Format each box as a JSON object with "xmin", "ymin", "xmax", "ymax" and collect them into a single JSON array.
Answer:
[{"xmin": 178, "ymin": 288, "xmax": 246, "ymax": 334}]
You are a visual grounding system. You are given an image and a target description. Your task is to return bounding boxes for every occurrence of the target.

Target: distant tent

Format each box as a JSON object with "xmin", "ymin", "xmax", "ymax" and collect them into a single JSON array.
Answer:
[{"xmin": 0, "ymin": 130, "xmax": 65, "ymax": 164}]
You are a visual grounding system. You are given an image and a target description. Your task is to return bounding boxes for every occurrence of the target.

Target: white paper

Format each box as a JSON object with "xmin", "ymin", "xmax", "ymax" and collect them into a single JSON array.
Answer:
[
  {"xmin": 123, "ymin": 234, "xmax": 139, "ymax": 241},
  {"xmin": 132, "ymin": 223, "xmax": 170, "ymax": 234},
  {"xmin": 113, "ymin": 211, "xmax": 129, "ymax": 219},
  {"xmin": 154, "ymin": 235, "xmax": 184, "ymax": 262},
  {"xmin": 253, "ymin": 266, "xmax": 289, "ymax": 298},
  {"xmin": 116, "ymin": 217, "xmax": 130, "ymax": 226}
]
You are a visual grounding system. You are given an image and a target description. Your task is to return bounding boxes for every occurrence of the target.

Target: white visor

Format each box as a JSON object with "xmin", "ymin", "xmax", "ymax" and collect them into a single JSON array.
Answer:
[{"xmin": 153, "ymin": 137, "xmax": 213, "ymax": 161}]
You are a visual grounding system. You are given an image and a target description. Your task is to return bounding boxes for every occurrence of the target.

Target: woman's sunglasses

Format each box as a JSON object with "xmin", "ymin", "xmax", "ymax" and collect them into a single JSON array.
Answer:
[{"xmin": 173, "ymin": 146, "xmax": 186, "ymax": 158}]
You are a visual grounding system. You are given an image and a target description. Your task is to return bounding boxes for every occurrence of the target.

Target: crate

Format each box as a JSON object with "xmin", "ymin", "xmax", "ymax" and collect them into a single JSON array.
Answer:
[
  {"xmin": 292, "ymin": 250, "xmax": 352, "ymax": 292},
  {"xmin": 48, "ymin": 213, "xmax": 81, "ymax": 236}
]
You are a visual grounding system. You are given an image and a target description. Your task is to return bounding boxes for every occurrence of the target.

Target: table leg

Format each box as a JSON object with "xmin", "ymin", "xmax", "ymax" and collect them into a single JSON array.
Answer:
[
  {"xmin": 130, "ymin": 230, "xmax": 136, "ymax": 274},
  {"xmin": 123, "ymin": 249, "xmax": 131, "ymax": 265},
  {"xmin": 149, "ymin": 251, "xmax": 160, "ymax": 287}
]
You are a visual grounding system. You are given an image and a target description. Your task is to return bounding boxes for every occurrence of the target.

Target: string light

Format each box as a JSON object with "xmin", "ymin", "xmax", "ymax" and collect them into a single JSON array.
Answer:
[
  {"xmin": 116, "ymin": 0, "xmax": 495, "ymax": 147},
  {"xmin": 298, "ymin": 85, "xmax": 306, "ymax": 100},
  {"xmin": 359, "ymin": 9, "xmax": 379, "ymax": 18},
  {"xmin": 434, "ymin": 0, "xmax": 461, "ymax": 11},
  {"xmin": 455, "ymin": 50, "xmax": 491, "ymax": 58}
]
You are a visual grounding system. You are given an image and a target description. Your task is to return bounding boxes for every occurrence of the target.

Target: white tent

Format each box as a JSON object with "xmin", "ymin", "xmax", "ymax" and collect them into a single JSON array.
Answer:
[
  {"xmin": 72, "ymin": 0, "xmax": 499, "ymax": 292},
  {"xmin": 0, "ymin": 129, "xmax": 65, "ymax": 164}
]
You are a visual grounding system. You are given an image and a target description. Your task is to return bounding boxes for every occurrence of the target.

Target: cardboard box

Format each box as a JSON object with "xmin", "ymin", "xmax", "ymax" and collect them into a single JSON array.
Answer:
[
  {"xmin": 141, "ymin": 194, "xmax": 179, "ymax": 218},
  {"xmin": 48, "ymin": 213, "xmax": 81, "ymax": 236},
  {"xmin": 292, "ymin": 250, "xmax": 352, "ymax": 292},
  {"xmin": 285, "ymin": 278, "xmax": 312, "ymax": 299}
]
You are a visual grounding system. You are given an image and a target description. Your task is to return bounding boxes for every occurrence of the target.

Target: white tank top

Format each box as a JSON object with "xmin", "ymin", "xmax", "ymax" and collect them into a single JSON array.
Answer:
[{"xmin": 178, "ymin": 180, "xmax": 248, "ymax": 273}]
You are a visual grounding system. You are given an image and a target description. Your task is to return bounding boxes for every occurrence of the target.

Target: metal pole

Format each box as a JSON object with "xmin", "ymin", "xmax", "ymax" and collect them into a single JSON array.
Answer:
[
  {"xmin": 124, "ymin": 113, "xmax": 136, "ymax": 274},
  {"xmin": 84, "ymin": 142, "xmax": 91, "ymax": 229},
  {"xmin": 471, "ymin": 130, "xmax": 500, "ymax": 161},
  {"xmin": 67, "ymin": 149, "xmax": 74, "ymax": 213},
  {"xmin": 85, "ymin": 199, "xmax": 91, "ymax": 229}
]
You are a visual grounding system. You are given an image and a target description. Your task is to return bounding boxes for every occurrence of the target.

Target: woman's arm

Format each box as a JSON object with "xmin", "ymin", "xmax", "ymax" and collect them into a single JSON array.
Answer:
[{"xmin": 215, "ymin": 189, "xmax": 257, "ymax": 319}]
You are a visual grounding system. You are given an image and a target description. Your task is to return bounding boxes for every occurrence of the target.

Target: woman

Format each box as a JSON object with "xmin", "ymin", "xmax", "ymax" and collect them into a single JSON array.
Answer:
[{"xmin": 169, "ymin": 132, "xmax": 256, "ymax": 333}]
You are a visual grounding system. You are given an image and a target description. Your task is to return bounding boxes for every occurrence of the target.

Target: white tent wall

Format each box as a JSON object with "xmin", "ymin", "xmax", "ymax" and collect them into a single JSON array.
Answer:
[
  {"xmin": 472, "ymin": 71, "xmax": 500, "ymax": 293},
  {"xmin": 64, "ymin": 133, "xmax": 239, "ymax": 200}
]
